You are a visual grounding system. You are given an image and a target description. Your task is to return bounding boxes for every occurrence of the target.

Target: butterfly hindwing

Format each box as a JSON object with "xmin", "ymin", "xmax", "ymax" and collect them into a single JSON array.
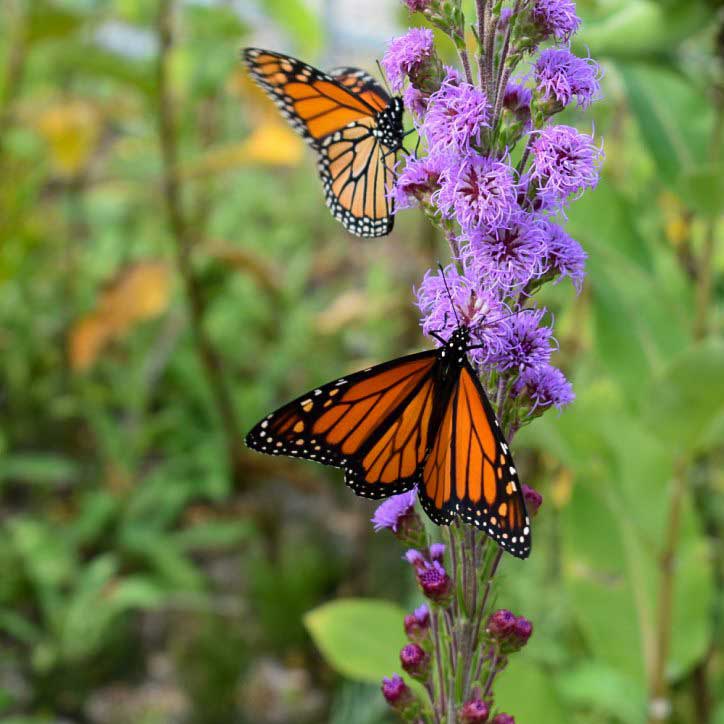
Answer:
[
  {"xmin": 318, "ymin": 118, "xmax": 396, "ymax": 237},
  {"xmin": 418, "ymin": 362, "xmax": 531, "ymax": 559},
  {"xmin": 242, "ymin": 48, "xmax": 401, "ymax": 238},
  {"xmin": 245, "ymin": 352, "xmax": 439, "ymax": 499}
]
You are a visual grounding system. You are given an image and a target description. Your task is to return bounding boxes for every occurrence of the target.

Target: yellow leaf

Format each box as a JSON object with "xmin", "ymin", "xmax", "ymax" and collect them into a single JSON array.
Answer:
[
  {"xmin": 550, "ymin": 468, "xmax": 573, "ymax": 509},
  {"xmin": 69, "ymin": 261, "xmax": 171, "ymax": 372},
  {"xmin": 69, "ymin": 315, "xmax": 112, "ymax": 372},
  {"xmin": 240, "ymin": 123, "xmax": 304, "ymax": 166},
  {"xmin": 183, "ymin": 123, "xmax": 303, "ymax": 178},
  {"xmin": 35, "ymin": 100, "xmax": 101, "ymax": 176}
]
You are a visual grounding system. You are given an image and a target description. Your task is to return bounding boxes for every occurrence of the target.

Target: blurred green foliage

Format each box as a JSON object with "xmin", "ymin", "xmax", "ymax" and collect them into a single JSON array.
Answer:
[{"xmin": 0, "ymin": 1, "xmax": 723, "ymax": 723}]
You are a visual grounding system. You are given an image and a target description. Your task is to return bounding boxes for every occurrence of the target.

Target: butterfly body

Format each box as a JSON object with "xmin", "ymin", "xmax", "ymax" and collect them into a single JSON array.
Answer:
[
  {"xmin": 246, "ymin": 326, "xmax": 531, "ymax": 559},
  {"xmin": 243, "ymin": 48, "xmax": 404, "ymax": 238}
]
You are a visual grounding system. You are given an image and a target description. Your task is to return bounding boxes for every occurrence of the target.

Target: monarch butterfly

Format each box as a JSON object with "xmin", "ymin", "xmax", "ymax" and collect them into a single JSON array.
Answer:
[
  {"xmin": 242, "ymin": 48, "xmax": 404, "ymax": 238},
  {"xmin": 245, "ymin": 325, "xmax": 531, "ymax": 559}
]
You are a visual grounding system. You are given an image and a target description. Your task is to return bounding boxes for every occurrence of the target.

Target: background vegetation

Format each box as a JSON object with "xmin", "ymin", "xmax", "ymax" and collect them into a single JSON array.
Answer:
[{"xmin": 1, "ymin": 1, "xmax": 723, "ymax": 722}]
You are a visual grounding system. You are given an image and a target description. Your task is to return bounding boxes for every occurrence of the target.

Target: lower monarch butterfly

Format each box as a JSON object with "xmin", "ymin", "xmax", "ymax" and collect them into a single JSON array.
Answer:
[
  {"xmin": 242, "ymin": 48, "xmax": 404, "ymax": 238},
  {"xmin": 245, "ymin": 325, "xmax": 531, "ymax": 559}
]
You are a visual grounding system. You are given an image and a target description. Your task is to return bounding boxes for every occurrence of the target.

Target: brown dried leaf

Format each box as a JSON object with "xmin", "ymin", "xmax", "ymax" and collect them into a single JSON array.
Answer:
[{"xmin": 69, "ymin": 262, "xmax": 171, "ymax": 371}]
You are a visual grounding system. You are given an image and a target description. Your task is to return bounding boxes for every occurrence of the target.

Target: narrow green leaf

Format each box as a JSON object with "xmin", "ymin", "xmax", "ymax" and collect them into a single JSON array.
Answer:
[{"xmin": 645, "ymin": 340, "xmax": 724, "ymax": 454}]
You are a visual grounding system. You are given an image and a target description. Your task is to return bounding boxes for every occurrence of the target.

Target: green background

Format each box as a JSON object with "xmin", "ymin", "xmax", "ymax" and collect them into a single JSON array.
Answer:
[{"xmin": 1, "ymin": 1, "xmax": 723, "ymax": 722}]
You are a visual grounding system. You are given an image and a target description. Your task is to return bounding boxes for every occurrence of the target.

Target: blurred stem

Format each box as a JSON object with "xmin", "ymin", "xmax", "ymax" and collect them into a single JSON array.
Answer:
[
  {"xmin": 648, "ymin": 458, "xmax": 688, "ymax": 724},
  {"xmin": 155, "ymin": 0, "xmax": 244, "ymax": 483},
  {"xmin": 693, "ymin": 83, "xmax": 723, "ymax": 341},
  {"xmin": 0, "ymin": 0, "xmax": 27, "ymax": 165}
]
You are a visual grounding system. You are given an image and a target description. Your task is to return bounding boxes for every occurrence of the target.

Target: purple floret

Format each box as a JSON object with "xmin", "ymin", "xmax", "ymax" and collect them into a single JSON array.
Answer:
[{"xmin": 535, "ymin": 48, "xmax": 601, "ymax": 110}]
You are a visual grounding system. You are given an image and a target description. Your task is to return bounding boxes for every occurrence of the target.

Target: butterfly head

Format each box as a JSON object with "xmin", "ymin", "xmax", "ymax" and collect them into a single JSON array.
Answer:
[
  {"xmin": 436, "ymin": 326, "xmax": 472, "ymax": 365},
  {"xmin": 378, "ymin": 97, "xmax": 405, "ymax": 150}
]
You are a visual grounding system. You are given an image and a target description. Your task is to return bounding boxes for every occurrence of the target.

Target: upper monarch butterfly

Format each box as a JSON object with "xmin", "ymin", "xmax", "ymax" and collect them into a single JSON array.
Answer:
[
  {"xmin": 242, "ymin": 48, "xmax": 404, "ymax": 238},
  {"xmin": 245, "ymin": 324, "xmax": 531, "ymax": 559}
]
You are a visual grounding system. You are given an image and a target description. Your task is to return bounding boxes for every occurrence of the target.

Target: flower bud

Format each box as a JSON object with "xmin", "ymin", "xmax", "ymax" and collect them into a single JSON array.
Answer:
[
  {"xmin": 428, "ymin": 543, "xmax": 446, "ymax": 563},
  {"xmin": 400, "ymin": 643, "xmax": 429, "ymax": 681},
  {"xmin": 402, "ymin": 0, "xmax": 432, "ymax": 11},
  {"xmin": 372, "ymin": 492, "xmax": 427, "ymax": 548},
  {"xmin": 492, "ymin": 714, "xmax": 515, "ymax": 724},
  {"xmin": 460, "ymin": 697, "xmax": 490, "ymax": 722},
  {"xmin": 404, "ymin": 604, "xmax": 431, "ymax": 643},
  {"xmin": 508, "ymin": 616, "xmax": 533, "ymax": 652},
  {"xmin": 486, "ymin": 609, "xmax": 516, "ymax": 642},
  {"xmin": 522, "ymin": 484, "xmax": 543, "ymax": 516},
  {"xmin": 381, "ymin": 674, "xmax": 413, "ymax": 710},
  {"xmin": 497, "ymin": 8, "xmax": 513, "ymax": 34},
  {"xmin": 405, "ymin": 548, "xmax": 427, "ymax": 569},
  {"xmin": 417, "ymin": 560, "xmax": 452, "ymax": 605}
]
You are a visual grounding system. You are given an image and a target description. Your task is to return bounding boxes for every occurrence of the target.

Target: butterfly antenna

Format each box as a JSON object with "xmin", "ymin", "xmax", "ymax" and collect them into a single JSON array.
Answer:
[
  {"xmin": 486, "ymin": 306, "xmax": 536, "ymax": 327},
  {"xmin": 438, "ymin": 262, "xmax": 461, "ymax": 328},
  {"xmin": 375, "ymin": 59, "xmax": 393, "ymax": 96}
]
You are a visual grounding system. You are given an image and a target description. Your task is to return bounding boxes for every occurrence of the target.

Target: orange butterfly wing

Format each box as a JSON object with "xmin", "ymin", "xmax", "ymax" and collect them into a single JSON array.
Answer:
[
  {"xmin": 245, "ymin": 352, "xmax": 438, "ymax": 498},
  {"xmin": 243, "ymin": 49, "xmax": 377, "ymax": 145},
  {"xmin": 329, "ymin": 67, "xmax": 391, "ymax": 112},
  {"xmin": 243, "ymin": 49, "xmax": 400, "ymax": 237},
  {"xmin": 418, "ymin": 362, "xmax": 531, "ymax": 559}
]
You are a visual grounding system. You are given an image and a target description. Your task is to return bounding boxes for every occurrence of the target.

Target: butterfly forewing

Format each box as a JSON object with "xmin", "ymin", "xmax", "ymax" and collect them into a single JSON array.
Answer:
[
  {"xmin": 245, "ymin": 352, "xmax": 438, "ymax": 498},
  {"xmin": 418, "ymin": 362, "xmax": 531, "ymax": 559},
  {"xmin": 242, "ymin": 48, "xmax": 401, "ymax": 238},
  {"xmin": 329, "ymin": 67, "xmax": 391, "ymax": 110}
]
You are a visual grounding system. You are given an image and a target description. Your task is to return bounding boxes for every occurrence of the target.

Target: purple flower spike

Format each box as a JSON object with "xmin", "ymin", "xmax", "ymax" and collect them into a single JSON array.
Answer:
[
  {"xmin": 504, "ymin": 81, "xmax": 533, "ymax": 127},
  {"xmin": 393, "ymin": 154, "xmax": 446, "ymax": 211},
  {"xmin": 530, "ymin": 125, "xmax": 603, "ymax": 210},
  {"xmin": 466, "ymin": 212, "xmax": 548, "ymax": 292},
  {"xmin": 422, "ymin": 77, "xmax": 491, "ymax": 155},
  {"xmin": 535, "ymin": 48, "xmax": 601, "ymax": 110},
  {"xmin": 513, "ymin": 364, "xmax": 575, "ymax": 412},
  {"xmin": 531, "ymin": 0, "xmax": 581, "ymax": 42},
  {"xmin": 492, "ymin": 307, "xmax": 553, "ymax": 373},
  {"xmin": 435, "ymin": 155, "xmax": 519, "ymax": 236},
  {"xmin": 382, "ymin": 28, "xmax": 435, "ymax": 93},
  {"xmin": 540, "ymin": 220, "xmax": 587, "ymax": 291},
  {"xmin": 403, "ymin": 84, "xmax": 428, "ymax": 118},
  {"xmin": 492, "ymin": 715, "xmax": 516, "ymax": 724},
  {"xmin": 400, "ymin": 643, "xmax": 429, "ymax": 680},
  {"xmin": 522, "ymin": 484, "xmax": 544, "ymax": 516},
  {"xmin": 415, "ymin": 264, "xmax": 510, "ymax": 365},
  {"xmin": 461, "ymin": 698, "xmax": 491, "ymax": 723},
  {"xmin": 381, "ymin": 674, "xmax": 413, "ymax": 709}
]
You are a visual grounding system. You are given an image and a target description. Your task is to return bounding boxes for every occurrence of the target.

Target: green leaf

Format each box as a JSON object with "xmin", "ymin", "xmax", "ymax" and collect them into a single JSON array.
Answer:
[
  {"xmin": 577, "ymin": 1, "xmax": 714, "ymax": 59},
  {"xmin": 0, "ymin": 453, "xmax": 79, "ymax": 484},
  {"xmin": 172, "ymin": 520, "xmax": 255, "ymax": 552},
  {"xmin": 645, "ymin": 340, "xmax": 724, "ymax": 454},
  {"xmin": 676, "ymin": 164, "xmax": 724, "ymax": 216},
  {"xmin": 260, "ymin": 0, "xmax": 322, "ymax": 57},
  {"xmin": 557, "ymin": 661, "xmax": 646, "ymax": 724},
  {"xmin": 495, "ymin": 657, "xmax": 565, "ymax": 722},
  {"xmin": 304, "ymin": 598, "xmax": 407, "ymax": 683},
  {"xmin": 616, "ymin": 63, "xmax": 712, "ymax": 184}
]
